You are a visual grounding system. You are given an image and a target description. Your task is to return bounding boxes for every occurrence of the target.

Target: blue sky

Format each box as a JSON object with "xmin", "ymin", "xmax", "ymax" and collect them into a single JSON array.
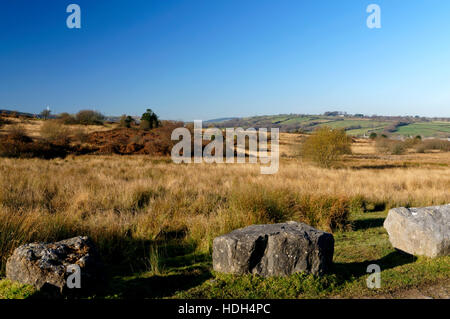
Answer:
[{"xmin": 1, "ymin": 0, "xmax": 449, "ymax": 120}]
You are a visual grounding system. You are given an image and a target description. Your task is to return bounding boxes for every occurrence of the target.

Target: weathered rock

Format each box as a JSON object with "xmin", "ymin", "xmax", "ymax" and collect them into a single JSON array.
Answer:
[
  {"xmin": 384, "ymin": 204, "xmax": 450, "ymax": 258},
  {"xmin": 6, "ymin": 236, "xmax": 102, "ymax": 293},
  {"xmin": 212, "ymin": 221, "xmax": 334, "ymax": 276}
]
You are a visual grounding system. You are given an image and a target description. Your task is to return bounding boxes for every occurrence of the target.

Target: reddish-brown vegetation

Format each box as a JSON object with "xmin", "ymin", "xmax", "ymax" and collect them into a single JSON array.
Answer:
[{"xmin": 87, "ymin": 121, "xmax": 183, "ymax": 156}]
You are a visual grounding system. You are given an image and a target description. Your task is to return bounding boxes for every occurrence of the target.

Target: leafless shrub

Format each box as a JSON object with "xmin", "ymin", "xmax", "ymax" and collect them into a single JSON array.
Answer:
[{"xmin": 301, "ymin": 126, "xmax": 352, "ymax": 167}]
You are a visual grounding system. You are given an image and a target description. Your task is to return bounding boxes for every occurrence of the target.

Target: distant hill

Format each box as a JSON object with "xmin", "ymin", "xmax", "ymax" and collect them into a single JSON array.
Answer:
[
  {"xmin": 0, "ymin": 109, "xmax": 58, "ymax": 119},
  {"xmin": 207, "ymin": 114, "xmax": 450, "ymax": 138},
  {"xmin": 204, "ymin": 117, "xmax": 239, "ymax": 123},
  {"xmin": 0, "ymin": 109, "xmax": 38, "ymax": 118}
]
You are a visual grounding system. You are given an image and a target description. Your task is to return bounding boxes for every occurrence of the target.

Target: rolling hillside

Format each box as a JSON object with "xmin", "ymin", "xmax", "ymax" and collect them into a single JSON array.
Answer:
[{"xmin": 208, "ymin": 114, "xmax": 450, "ymax": 138}]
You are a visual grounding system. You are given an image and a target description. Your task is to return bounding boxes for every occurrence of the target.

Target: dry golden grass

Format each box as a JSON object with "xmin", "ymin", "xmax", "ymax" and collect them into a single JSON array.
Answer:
[
  {"xmin": 0, "ymin": 117, "xmax": 115, "ymax": 139},
  {"xmin": 351, "ymin": 138, "xmax": 378, "ymax": 155},
  {"xmin": 0, "ymin": 149, "xmax": 449, "ymax": 273}
]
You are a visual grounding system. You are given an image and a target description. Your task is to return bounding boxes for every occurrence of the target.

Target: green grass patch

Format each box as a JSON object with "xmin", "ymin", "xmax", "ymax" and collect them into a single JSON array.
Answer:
[{"xmin": 0, "ymin": 279, "xmax": 35, "ymax": 299}]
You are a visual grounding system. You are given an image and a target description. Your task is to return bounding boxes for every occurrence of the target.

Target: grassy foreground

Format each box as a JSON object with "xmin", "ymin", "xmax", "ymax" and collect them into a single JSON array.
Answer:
[{"xmin": 1, "ymin": 210, "xmax": 448, "ymax": 299}]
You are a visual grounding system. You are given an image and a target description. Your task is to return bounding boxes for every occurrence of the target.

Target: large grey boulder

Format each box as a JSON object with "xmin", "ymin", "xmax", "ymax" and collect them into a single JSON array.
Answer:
[
  {"xmin": 384, "ymin": 205, "xmax": 450, "ymax": 258},
  {"xmin": 6, "ymin": 236, "xmax": 102, "ymax": 293},
  {"xmin": 212, "ymin": 221, "xmax": 334, "ymax": 276}
]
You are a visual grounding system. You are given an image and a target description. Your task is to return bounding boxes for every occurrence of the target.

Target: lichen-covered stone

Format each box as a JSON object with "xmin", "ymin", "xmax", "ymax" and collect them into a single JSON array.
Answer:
[
  {"xmin": 213, "ymin": 221, "xmax": 334, "ymax": 276},
  {"xmin": 6, "ymin": 236, "xmax": 102, "ymax": 293}
]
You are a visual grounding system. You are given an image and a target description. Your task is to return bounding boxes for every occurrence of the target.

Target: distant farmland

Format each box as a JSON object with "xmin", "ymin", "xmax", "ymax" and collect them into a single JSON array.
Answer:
[{"xmin": 209, "ymin": 114, "xmax": 450, "ymax": 138}]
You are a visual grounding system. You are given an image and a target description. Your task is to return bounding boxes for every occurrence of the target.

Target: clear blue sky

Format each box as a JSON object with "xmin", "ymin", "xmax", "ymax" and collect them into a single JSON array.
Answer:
[{"xmin": 1, "ymin": 0, "xmax": 449, "ymax": 120}]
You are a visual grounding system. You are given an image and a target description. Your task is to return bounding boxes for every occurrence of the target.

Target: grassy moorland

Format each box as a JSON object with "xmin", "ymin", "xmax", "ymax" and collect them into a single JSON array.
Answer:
[
  {"xmin": 0, "ymin": 146, "xmax": 449, "ymax": 297},
  {"xmin": 0, "ymin": 120, "xmax": 449, "ymax": 299}
]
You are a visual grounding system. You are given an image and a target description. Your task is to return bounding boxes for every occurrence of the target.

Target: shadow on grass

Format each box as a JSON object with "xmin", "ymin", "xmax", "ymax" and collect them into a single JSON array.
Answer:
[
  {"xmin": 103, "ymin": 264, "xmax": 212, "ymax": 299},
  {"xmin": 29, "ymin": 258, "xmax": 213, "ymax": 299},
  {"xmin": 351, "ymin": 217, "xmax": 385, "ymax": 231},
  {"xmin": 333, "ymin": 250, "xmax": 417, "ymax": 279},
  {"xmin": 26, "ymin": 237, "xmax": 213, "ymax": 299},
  {"xmin": 95, "ymin": 242, "xmax": 213, "ymax": 299}
]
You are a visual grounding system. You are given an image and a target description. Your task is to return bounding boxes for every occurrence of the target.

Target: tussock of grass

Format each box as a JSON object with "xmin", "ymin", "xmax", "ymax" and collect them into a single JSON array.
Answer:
[{"xmin": 0, "ymin": 280, "xmax": 35, "ymax": 299}]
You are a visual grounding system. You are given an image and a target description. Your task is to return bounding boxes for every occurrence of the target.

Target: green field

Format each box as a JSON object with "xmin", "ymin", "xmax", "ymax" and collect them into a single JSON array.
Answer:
[
  {"xmin": 317, "ymin": 120, "xmax": 391, "ymax": 136},
  {"xmin": 394, "ymin": 122, "xmax": 450, "ymax": 137}
]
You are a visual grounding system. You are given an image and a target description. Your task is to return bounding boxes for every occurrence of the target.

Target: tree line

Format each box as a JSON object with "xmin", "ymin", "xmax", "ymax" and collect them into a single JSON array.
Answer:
[{"xmin": 39, "ymin": 108, "xmax": 160, "ymax": 130}]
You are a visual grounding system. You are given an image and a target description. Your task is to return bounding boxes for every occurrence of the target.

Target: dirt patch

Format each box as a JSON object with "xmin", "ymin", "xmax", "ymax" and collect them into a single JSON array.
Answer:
[
  {"xmin": 381, "ymin": 281, "xmax": 449, "ymax": 299},
  {"xmin": 369, "ymin": 280, "xmax": 450, "ymax": 299}
]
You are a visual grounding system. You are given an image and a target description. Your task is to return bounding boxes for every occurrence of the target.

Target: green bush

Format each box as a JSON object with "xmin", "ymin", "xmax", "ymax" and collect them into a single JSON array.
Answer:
[{"xmin": 140, "ymin": 109, "xmax": 160, "ymax": 130}]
